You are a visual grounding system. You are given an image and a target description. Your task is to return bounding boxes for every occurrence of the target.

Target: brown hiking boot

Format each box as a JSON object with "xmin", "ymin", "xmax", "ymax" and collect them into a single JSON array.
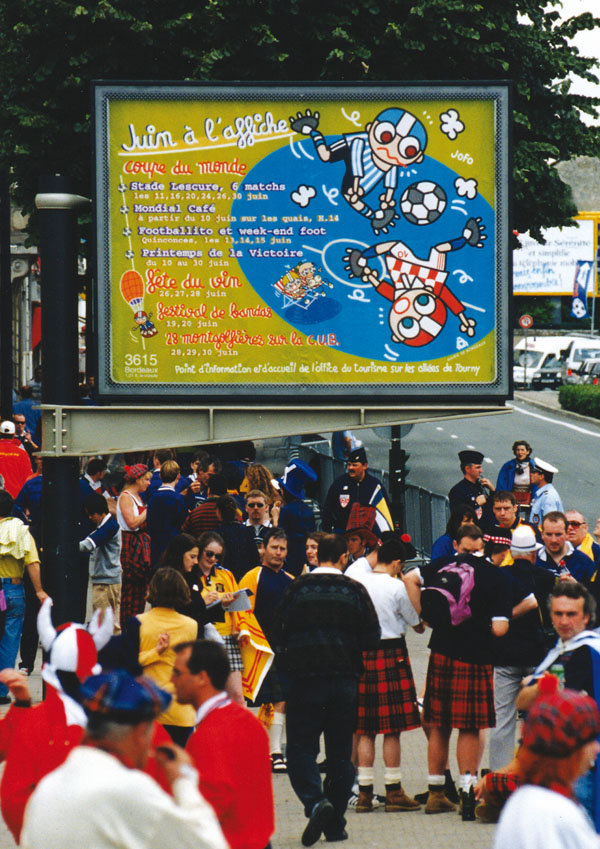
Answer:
[
  {"xmin": 425, "ymin": 787, "xmax": 457, "ymax": 814},
  {"xmin": 384, "ymin": 783, "xmax": 421, "ymax": 812},
  {"xmin": 355, "ymin": 785, "xmax": 373, "ymax": 813},
  {"xmin": 474, "ymin": 802, "xmax": 501, "ymax": 824}
]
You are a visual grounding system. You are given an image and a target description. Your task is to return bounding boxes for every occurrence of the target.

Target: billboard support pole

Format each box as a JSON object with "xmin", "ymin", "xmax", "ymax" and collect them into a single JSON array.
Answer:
[
  {"xmin": 35, "ymin": 176, "xmax": 90, "ymax": 624},
  {"xmin": 591, "ymin": 261, "xmax": 596, "ymax": 337}
]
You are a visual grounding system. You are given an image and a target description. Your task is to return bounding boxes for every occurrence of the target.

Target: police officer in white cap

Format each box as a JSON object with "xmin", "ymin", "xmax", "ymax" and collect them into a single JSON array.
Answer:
[{"xmin": 529, "ymin": 458, "xmax": 563, "ymax": 528}]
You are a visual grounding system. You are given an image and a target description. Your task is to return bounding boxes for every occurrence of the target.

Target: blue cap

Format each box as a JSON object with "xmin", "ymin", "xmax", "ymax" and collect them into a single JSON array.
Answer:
[{"xmin": 81, "ymin": 670, "xmax": 171, "ymax": 725}]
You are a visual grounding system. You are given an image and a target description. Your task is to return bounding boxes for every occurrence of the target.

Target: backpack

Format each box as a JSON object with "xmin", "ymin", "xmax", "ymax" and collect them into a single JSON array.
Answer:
[{"xmin": 421, "ymin": 560, "xmax": 476, "ymax": 629}]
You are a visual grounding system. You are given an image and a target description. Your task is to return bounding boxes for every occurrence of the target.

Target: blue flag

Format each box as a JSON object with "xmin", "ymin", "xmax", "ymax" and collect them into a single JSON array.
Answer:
[{"xmin": 571, "ymin": 260, "xmax": 593, "ymax": 319}]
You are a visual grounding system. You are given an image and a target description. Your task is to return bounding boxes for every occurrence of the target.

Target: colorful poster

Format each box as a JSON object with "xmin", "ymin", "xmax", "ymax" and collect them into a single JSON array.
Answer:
[{"xmin": 93, "ymin": 84, "xmax": 510, "ymax": 399}]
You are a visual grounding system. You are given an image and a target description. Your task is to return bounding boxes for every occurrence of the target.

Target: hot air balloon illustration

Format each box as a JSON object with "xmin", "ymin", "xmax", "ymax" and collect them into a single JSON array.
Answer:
[{"xmin": 119, "ymin": 270, "xmax": 158, "ymax": 338}]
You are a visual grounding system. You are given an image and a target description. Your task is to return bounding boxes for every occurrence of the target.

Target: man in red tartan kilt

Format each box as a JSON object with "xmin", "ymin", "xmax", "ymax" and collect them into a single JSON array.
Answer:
[
  {"xmin": 421, "ymin": 548, "xmax": 512, "ymax": 817},
  {"xmin": 352, "ymin": 538, "xmax": 425, "ymax": 813}
]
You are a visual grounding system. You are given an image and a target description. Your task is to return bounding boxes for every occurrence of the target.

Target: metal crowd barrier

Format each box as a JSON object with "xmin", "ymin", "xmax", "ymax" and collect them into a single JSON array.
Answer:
[{"xmin": 403, "ymin": 485, "xmax": 450, "ymax": 560}]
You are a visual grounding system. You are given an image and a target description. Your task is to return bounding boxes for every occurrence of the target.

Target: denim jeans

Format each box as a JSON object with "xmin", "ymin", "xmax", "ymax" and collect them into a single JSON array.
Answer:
[
  {"xmin": 0, "ymin": 580, "xmax": 26, "ymax": 697},
  {"xmin": 286, "ymin": 675, "xmax": 357, "ymax": 835},
  {"xmin": 575, "ymin": 765, "xmax": 597, "ymax": 830}
]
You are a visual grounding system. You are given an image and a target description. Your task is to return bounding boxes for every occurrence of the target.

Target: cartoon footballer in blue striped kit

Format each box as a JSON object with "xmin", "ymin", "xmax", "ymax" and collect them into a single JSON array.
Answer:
[{"xmin": 289, "ymin": 107, "xmax": 428, "ymax": 235}]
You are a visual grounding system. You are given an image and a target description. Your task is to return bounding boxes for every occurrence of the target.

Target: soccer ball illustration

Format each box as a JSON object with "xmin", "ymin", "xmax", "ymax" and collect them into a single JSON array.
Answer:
[{"xmin": 400, "ymin": 181, "xmax": 447, "ymax": 225}]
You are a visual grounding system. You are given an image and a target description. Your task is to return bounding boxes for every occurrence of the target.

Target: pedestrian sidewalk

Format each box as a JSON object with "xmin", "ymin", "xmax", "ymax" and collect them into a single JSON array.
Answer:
[
  {"xmin": 272, "ymin": 627, "xmax": 495, "ymax": 849},
  {"xmin": 513, "ymin": 389, "xmax": 562, "ymax": 413}
]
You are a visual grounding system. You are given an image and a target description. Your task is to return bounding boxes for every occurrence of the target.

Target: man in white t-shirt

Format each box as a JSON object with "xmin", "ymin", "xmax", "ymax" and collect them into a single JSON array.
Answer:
[{"xmin": 350, "ymin": 539, "xmax": 424, "ymax": 813}]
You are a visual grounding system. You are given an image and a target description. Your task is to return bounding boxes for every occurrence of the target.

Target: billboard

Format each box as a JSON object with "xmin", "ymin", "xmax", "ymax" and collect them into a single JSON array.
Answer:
[
  {"xmin": 93, "ymin": 83, "xmax": 510, "ymax": 400},
  {"xmin": 513, "ymin": 218, "xmax": 595, "ymax": 296}
]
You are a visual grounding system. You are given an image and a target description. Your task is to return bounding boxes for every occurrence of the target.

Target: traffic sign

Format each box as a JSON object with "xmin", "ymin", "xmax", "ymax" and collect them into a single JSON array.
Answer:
[{"xmin": 519, "ymin": 314, "xmax": 534, "ymax": 329}]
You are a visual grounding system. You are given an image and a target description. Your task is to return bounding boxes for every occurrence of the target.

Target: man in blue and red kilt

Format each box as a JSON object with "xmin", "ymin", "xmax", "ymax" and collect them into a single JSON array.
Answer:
[{"xmin": 421, "ymin": 545, "xmax": 512, "ymax": 818}]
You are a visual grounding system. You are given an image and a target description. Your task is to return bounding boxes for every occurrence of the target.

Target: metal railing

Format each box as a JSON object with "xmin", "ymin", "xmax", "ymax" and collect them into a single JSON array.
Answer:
[{"xmin": 404, "ymin": 485, "xmax": 450, "ymax": 559}]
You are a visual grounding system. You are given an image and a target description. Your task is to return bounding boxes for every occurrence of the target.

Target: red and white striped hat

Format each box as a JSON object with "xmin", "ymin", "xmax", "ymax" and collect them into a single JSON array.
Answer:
[{"xmin": 37, "ymin": 598, "xmax": 113, "ymax": 690}]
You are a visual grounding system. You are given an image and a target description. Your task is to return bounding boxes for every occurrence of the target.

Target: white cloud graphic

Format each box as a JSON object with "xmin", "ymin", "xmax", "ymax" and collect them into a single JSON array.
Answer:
[
  {"xmin": 454, "ymin": 177, "xmax": 478, "ymax": 199},
  {"xmin": 291, "ymin": 185, "xmax": 316, "ymax": 208},
  {"xmin": 440, "ymin": 109, "xmax": 465, "ymax": 140}
]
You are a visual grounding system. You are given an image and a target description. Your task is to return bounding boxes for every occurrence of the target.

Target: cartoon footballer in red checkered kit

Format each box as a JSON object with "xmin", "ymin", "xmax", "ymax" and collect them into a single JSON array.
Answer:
[{"xmin": 343, "ymin": 217, "xmax": 486, "ymax": 347}]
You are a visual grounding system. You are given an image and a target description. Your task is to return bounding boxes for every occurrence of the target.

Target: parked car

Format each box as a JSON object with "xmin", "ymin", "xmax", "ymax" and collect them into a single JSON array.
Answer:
[
  {"xmin": 531, "ymin": 355, "xmax": 563, "ymax": 390},
  {"xmin": 578, "ymin": 358, "xmax": 600, "ymax": 386},
  {"xmin": 561, "ymin": 339, "xmax": 600, "ymax": 384},
  {"xmin": 570, "ymin": 356, "xmax": 600, "ymax": 385}
]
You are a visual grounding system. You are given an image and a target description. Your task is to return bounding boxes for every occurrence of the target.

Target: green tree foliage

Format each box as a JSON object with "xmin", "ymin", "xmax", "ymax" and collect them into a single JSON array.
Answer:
[
  {"xmin": 0, "ymin": 0, "xmax": 598, "ymax": 241},
  {"xmin": 514, "ymin": 295, "xmax": 557, "ymax": 327}
]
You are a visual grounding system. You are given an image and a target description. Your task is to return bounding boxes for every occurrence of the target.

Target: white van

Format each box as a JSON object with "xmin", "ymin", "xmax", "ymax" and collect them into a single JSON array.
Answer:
[{"xmin": 513, "ymin": 336, "xmax": 575, "ymax": 389}]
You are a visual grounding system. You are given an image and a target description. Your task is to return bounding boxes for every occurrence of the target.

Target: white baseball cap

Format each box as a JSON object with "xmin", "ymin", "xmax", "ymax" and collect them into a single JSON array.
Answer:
[
  {"xmin": 0, "ymin": 421, "xmax": 15, "ymax": 436},
  {"xmin": 511, "ymin": 525, "xmax": 538, "ymax": 554}
]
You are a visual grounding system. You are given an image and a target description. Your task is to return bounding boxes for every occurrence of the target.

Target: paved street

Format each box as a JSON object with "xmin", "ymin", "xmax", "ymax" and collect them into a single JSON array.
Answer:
[
  {"xmin": 400, "ymin": 390, "xmax": 600, "ymax": 518},
  {"xmin": 269, "ymin": 390, "xmax": 600, "ymax": 522}
]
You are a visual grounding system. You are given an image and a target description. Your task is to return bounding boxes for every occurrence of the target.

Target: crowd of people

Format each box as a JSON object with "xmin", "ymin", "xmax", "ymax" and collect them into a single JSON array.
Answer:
[{"xmin": 0, "ymin": 424, "xmax": 599, "ymax": 847}]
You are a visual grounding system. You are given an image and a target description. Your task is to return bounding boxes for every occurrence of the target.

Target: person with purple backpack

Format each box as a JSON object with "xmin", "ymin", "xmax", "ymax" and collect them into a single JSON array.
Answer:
[{"xmin": 420, "ymin": 524, "xmax": 513, "ymax": 819}]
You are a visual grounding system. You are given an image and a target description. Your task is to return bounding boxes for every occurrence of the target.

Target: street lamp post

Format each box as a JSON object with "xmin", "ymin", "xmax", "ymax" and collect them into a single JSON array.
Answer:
[
  {"xmin": 36, "ymin": 176, "xmax": 90, "ymax": 624},
  {"xmin": 0, "ymin": 173, "xmax": 12, "ymax": 419}
]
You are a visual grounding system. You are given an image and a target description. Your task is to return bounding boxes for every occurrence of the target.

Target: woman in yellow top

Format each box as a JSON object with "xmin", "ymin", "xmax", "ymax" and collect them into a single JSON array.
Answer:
[
  {"xmin": 136, "ymin": 567, "xmax": 197, "ymax": 745},
  {"xmin": 195, "ymin": 532, "xmax": 248, "ymax": 706}
]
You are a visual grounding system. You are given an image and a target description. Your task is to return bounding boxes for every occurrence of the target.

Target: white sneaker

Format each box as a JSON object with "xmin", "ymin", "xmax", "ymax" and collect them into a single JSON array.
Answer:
[
  {"xmin": 347, "ymin": 793, "xmax": 359, "ymax": 809},
  {"xmin": 348, "ymin": 792, "xmax": 384, "ymax": 809}
]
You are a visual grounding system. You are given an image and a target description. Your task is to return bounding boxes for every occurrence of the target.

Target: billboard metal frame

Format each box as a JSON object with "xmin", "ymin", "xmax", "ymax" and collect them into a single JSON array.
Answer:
[{"xmin": 92, "ymin": 80, "xmax": 512, "ymax": 405}]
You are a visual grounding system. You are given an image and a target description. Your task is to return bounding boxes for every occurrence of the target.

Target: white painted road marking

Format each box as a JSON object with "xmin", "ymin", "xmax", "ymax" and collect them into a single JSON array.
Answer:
[{"xmin": 510, "ymin": 403, "xmax": 600, "ymax": 439}]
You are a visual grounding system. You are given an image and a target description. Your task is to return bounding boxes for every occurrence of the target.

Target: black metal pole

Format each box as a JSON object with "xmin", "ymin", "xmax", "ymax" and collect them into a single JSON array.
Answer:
[
  {"xmin": 389, "ymin": 424, "xmax": 405, "ymax": 532},
  {"xmin": 0, "ymin": 173, "xmax": 13, "ymax": 420},
  {"xmin": 37, "ymin": 175, "xmax": 89, "ymax": 624}
]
